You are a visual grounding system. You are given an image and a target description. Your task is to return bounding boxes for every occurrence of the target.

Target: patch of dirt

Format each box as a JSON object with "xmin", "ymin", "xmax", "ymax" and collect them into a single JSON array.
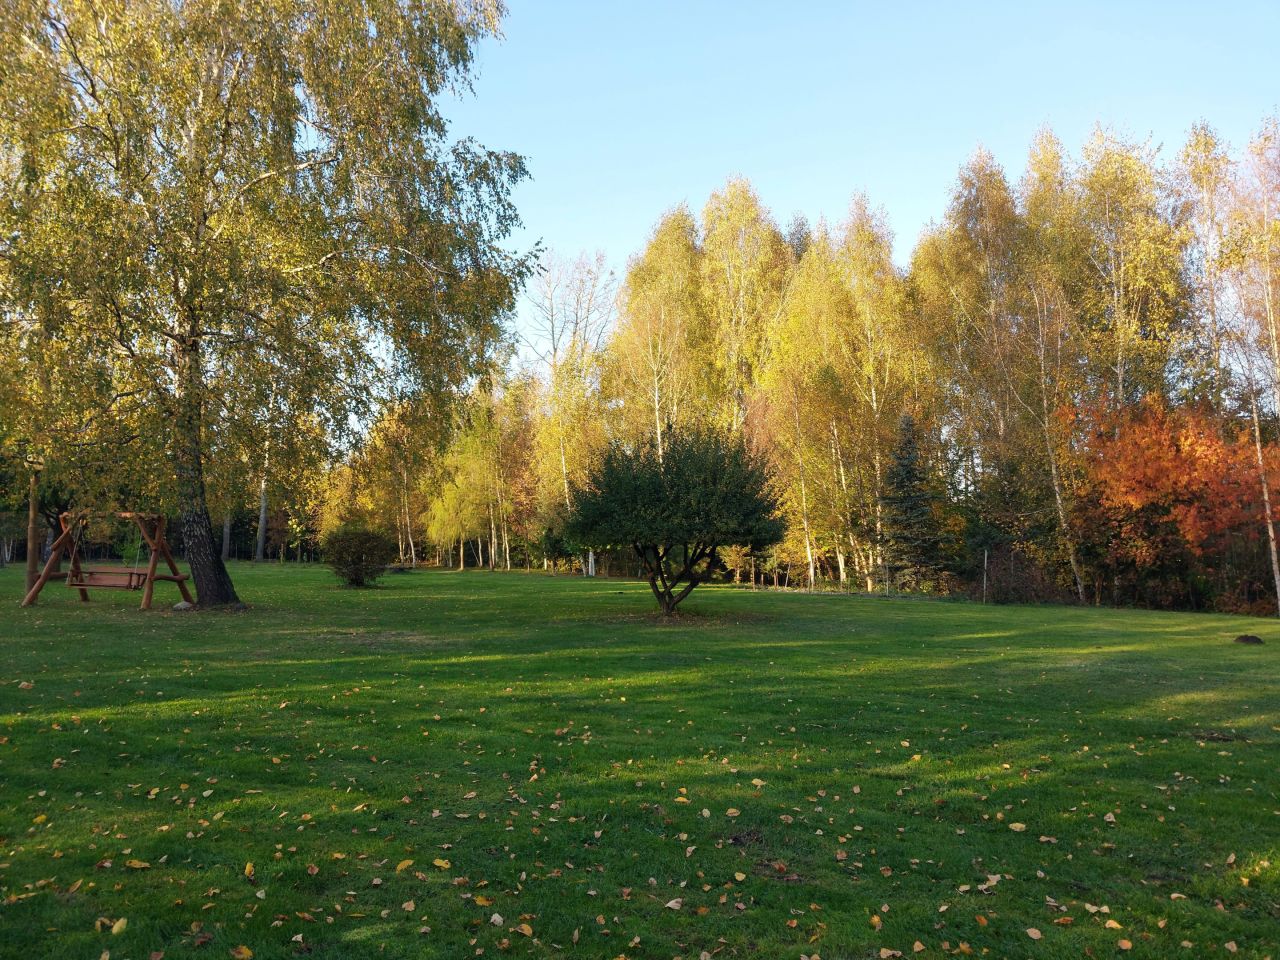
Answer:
[
  {"xmin": 754, "ymin": 859, "xmax": 803, "ymax": 882},
  {"xmin": 727, "ymin": 828, "xmax": 764, "ymax": 847},
  {"xmin": 1187, "ymin": 729, "xmax": 1246, "ymax": 743}
]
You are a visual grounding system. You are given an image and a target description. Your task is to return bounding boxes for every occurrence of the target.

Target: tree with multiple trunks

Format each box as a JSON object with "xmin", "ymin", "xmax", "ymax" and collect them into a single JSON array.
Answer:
[
  {"xmin": 565, "ymin": 429, "xmax": 783, "ymax": 615},
  {"xmin": 0, "ymin": 0, "xmax": 530, "ymax": 605}
]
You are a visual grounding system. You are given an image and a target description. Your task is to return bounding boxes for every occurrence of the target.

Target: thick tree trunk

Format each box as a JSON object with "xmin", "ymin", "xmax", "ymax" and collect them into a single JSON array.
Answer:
[
  {"xmin": 25, "ymin": 469, "xmax": 41, "ymax": 593},
  {"xmin": 175, "ymin": 339, "xmax": 241, "ymax": 606}
]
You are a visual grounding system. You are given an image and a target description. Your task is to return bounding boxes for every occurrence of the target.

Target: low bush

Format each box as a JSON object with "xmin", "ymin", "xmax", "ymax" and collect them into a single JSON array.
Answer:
[{"xmin": 321, "ymin": 525, "xmax": 398, "ymax": 587}]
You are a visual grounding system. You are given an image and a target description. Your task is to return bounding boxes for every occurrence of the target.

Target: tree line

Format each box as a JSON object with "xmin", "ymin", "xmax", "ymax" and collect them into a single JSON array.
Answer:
[
  {"xmin": 3, "ymin": 1, "xmax": 1278, "ymax": 614},
  {"xmin": 354, "ymin": 120, "xmax": 1280, "ymax": 613}
]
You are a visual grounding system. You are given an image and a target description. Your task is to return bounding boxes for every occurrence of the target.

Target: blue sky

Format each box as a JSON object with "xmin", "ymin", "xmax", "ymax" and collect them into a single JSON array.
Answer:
[{"xmin": 446, "ymin": 1, "xmax": 1280, "ymax": 287}]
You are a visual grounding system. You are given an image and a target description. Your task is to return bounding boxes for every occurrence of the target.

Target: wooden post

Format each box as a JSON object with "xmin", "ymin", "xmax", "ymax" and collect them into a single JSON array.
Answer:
[
  {"xmin": 20, "ymin": 513, "xmax": 78, "ymax": 607},
  {"xmin": 67, "ymin": 515, "xmax": 89, "ymax": 603},
  {"xmin": 138, "ymin": 516, "xmax": 162, "ymax": 611},
  {"xmin": 154, "ymin": 518, "xmax": 195, "ymax": 605}
]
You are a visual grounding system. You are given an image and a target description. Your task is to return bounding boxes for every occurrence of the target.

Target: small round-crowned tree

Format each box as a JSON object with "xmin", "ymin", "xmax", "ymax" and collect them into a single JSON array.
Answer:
[{"xmin": 565, "ymin": 429, "xmax": 784, "ymax": 615}]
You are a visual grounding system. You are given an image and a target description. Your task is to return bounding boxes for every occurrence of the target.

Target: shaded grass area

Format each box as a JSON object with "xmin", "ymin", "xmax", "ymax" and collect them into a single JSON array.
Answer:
[{"xmin": 1, "ymin": 563, "xmax": 1277, "ymax": 959}]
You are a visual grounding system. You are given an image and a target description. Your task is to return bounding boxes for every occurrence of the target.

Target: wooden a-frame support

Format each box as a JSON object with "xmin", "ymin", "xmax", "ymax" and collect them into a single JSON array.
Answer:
[{"xmin": 20, "ymin": 512, "xmax": 195, "ymax": 611}]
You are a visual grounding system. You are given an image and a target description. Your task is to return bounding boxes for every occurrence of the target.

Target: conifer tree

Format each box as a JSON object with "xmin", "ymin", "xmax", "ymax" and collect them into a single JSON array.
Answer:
[{"xmin": 883, "ymin": 416, "xmax": 944, "ymax": 591}]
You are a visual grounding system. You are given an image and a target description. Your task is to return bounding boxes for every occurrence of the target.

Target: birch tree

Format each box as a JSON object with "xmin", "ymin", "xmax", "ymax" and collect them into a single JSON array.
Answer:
[{"xmin": 0, "ymin": 0, "xmax": 530, "ymax": 605}]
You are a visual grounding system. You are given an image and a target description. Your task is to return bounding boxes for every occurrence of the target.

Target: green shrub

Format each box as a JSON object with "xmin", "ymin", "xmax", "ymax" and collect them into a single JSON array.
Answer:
[{"xmin": 321, "ymin": 526, "xmax": 398, "ymax": 587}]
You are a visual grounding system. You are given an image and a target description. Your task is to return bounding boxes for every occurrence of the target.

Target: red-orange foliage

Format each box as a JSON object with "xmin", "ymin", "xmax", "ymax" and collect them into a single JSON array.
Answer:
[
  {"xmin": 1073, "ymin": 401, "xmax": 1279, "ymax": 609},
  {"xmin": 1088, "ymin": 402, "xmax": 1258, "ymax": 559}
]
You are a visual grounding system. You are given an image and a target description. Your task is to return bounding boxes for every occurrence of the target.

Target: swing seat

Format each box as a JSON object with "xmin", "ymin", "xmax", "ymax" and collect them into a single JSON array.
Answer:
[
  {"xmin": 23, "ymin": 511, "xmax": 196, "ymax": 611},
  {"xmin": 67, "ymin": 566, "xmax": 148, "ymax": 590}
]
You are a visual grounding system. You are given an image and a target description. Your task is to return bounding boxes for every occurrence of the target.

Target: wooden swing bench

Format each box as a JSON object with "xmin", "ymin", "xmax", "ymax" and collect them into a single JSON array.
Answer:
[
  {"xmin": 67, "ymin": 567, "xmax": 150, "ymax": 590},
  {"xmin": 21, "ymin": 511, "xmax": 194, "ymax": 611}
]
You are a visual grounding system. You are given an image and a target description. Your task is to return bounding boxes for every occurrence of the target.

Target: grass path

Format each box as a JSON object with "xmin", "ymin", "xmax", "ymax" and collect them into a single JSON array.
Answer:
[{"xmin": 1, "ymin": 564, "xmax": 1277, "ymax": 959}]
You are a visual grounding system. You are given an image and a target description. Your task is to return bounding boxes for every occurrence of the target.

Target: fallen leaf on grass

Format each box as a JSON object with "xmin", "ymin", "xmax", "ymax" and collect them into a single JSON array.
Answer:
[
  {"xmin": 1026, "ymin": 928, "xmax": 1041, "ymax": 940},
  {"xmin": 396, "ymin": 859, "xmax": 413, "ymax": 873}
]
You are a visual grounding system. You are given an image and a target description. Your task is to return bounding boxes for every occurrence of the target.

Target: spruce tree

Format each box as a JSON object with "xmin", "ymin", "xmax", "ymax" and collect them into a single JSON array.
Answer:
[{"xmin": 883, "ymin": 415, "xmax": 944, "ymax": 591}]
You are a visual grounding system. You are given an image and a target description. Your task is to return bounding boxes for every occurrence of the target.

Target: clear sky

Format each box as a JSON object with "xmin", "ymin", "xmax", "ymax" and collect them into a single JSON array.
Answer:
[{"xmin": 446, "ymin": 1, "xmax": 1280, "ymax": 290}]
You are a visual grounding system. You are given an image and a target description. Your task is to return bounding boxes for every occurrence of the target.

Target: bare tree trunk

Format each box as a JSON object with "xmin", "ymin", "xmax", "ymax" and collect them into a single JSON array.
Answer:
[
  {"xmin": 404, "ymin": 502, "xmax": 417, "ymax": 565},
  {"xmin": 488, "ymin": 502, "xmax": 496, "ymax": 570},
  {"xmin": 1249, "ymin": 389, "xmax": 1280, "ymax": 616},
  {"xmin": 254, "ymin": 473, "xmax": 269, "ymax": 562},
  {"xmin": 1045, "ymin": 428, "xmax": 1086, "ymax": 602},
  {"xmin": 25, "ymin": 469, "xmax": 41, "ymax": 593},
  {"xmin": 221, "ymin": 512, "xmax": 232, "ymax": 562}
]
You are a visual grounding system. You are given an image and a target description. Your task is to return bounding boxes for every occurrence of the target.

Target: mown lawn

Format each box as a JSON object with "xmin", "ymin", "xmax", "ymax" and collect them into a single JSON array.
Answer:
[{"xmin": 1, "ymin": 564, "xmax": 1277, "ymax": 960}]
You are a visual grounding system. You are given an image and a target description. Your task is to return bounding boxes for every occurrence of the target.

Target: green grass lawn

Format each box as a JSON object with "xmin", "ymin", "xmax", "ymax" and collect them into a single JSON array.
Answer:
[{"xmin": 1, "ymin": 564, "xmax": 1277, "ymax": 959}]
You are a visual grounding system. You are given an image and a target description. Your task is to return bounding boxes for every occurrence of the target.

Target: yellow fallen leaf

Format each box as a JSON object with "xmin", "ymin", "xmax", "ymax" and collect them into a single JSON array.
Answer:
[
  {"xmin": 474, "ymin": 895, "xmax": 494, "ymax": 907},
  {"xmin": 432, "ymin": 858, "xmax": 450, "ymax": 870},
  {"xmin": 1105, "ymin": 919, "xmax": 1123, "ymax": 930},
  {"xmin": 1009, "ymin": 823, "xmax": 1026, "ymax": 832},
  {"xmin": 396, "ymin": 859, "xmax": 414, "ymax": 873},
  {"xmin": 913, "ymin": 943, "xmax": 926, "ymax": 954},
  {"xmin": 733, "ymin": 872, "xmax": 746, "ymax": 881},
  {"xmin": 230, "ymin": 948, "xmax": 253, "ymax": 960},
  {"xmin": 514, "ymin": 923, "xmax": 532, "ymax": 936},
  {"xmin": 111, "ymin": 918, "xmax": 128, "ymax": 935},
  {"xmin": 244, "ymin": 862, "xmax": 254, "ymax": 879},
  {"xmin": 726, "ymin": 808, "xmax": 740, "ymax": 817},
  {"xmin": 125, "ymin": 859, "xmax": 150, "ymax": 870}
]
